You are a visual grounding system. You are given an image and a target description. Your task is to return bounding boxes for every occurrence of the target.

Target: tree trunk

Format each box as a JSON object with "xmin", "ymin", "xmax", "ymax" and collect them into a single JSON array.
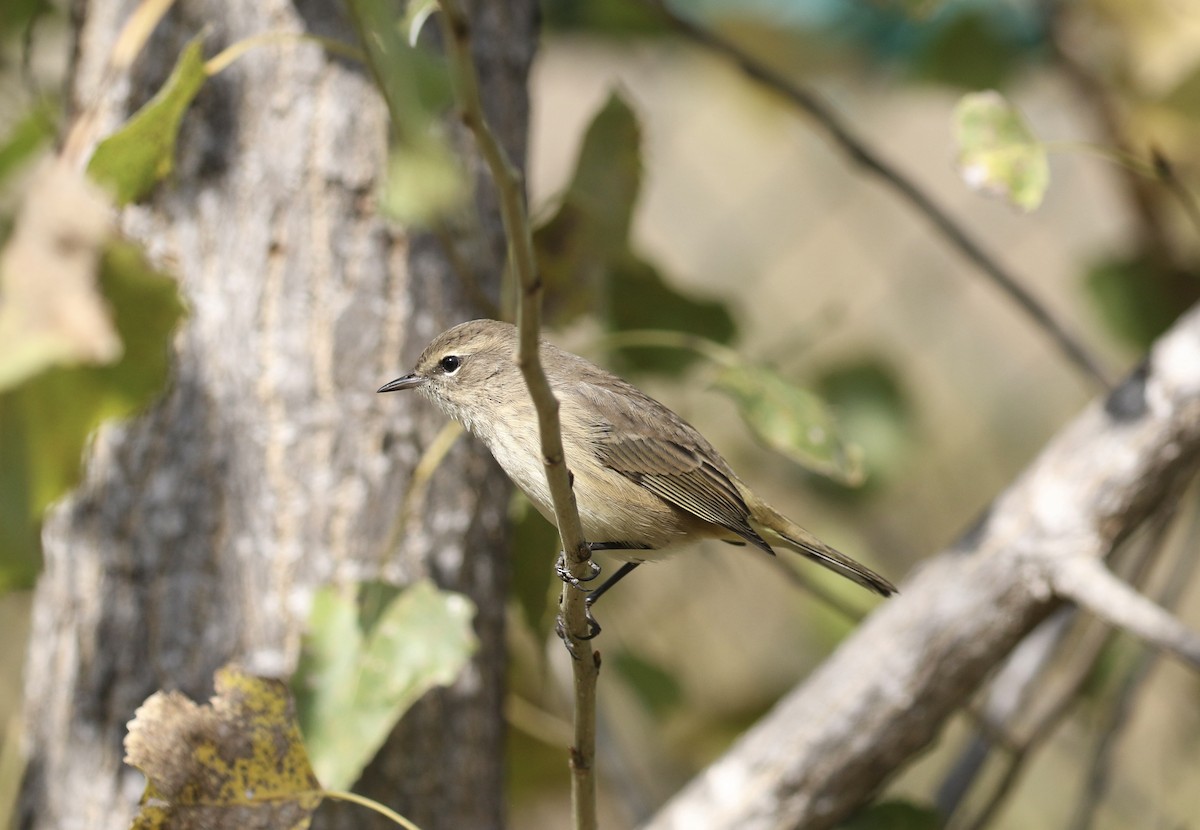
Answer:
[{"xmin": 18, "ymin": 2, "xmax": 535, "ymax": 829}]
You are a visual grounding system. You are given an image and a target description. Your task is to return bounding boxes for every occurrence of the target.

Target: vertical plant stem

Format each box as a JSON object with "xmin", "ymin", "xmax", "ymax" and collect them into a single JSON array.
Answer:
[{"xmin": 438, "ymin": 3, "xmax": 599, "ymax": 828}]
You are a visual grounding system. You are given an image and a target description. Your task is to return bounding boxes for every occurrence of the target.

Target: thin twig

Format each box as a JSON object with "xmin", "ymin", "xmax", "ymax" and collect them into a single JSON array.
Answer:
[
  {"xmin": 1152, "ymin": 150, "xmax": 1200, "ymax": 242},
  {"xmin": 639, "ymin": 0, "xmax": 1113, "ymax": 390},
  {"xmin": 437, "ymin": 4, "xmax": 600, "ymax": 830}
]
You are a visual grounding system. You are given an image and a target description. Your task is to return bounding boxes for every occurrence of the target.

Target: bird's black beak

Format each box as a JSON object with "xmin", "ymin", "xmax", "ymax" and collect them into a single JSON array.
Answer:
[{"xmin": 378, "ymin": 373, "xmax": 426, "ymax": 393}]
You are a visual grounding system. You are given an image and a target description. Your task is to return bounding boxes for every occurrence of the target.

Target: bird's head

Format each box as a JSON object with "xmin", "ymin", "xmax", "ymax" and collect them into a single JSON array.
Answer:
[{"xmin": 378, "ymin": 319, "xmax": 520, "ymax": 430}]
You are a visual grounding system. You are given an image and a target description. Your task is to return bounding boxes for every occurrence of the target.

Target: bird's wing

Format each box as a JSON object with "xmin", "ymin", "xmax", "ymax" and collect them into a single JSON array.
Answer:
[{"xmin": 577, "ymin": 382, "xmax": 774, "ymax": 555}]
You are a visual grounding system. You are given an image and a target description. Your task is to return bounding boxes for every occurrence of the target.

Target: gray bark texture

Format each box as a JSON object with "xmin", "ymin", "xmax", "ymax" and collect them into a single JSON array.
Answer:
[
  {"xmin": 18, "ymin": 2, "xmax": 536, "ymax": 829},
  {"xmin": 644, "ymin": 303, "xmax": 1200, "ymax": 830}
]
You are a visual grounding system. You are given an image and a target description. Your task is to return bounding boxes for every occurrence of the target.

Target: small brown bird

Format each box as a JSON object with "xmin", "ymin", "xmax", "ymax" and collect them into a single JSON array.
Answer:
[{"xmin": 380, "ymin": 320, "xmax": 895, "ymax": 633}]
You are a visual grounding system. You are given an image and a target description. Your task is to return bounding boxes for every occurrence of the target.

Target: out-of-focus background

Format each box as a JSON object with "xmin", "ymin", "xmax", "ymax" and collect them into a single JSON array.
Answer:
[{"xmin": 3, "ymin": 0, "xmax": 1200, "ymax": 828}]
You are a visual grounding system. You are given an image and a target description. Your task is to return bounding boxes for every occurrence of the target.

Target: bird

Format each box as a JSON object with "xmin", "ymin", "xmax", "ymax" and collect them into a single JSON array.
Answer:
[{"xmin": 379, "ymin": 319, "xmax": 896, "ymax": 635}]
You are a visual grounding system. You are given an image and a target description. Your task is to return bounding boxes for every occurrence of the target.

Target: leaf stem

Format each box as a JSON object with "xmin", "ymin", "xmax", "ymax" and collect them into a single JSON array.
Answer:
[
  {"xmin": 204, "ymin": 32, "xmax": 366, "ymax": 77},
  {"xmin": 322, "ymin": 789, "xmax": 425, "ymax": 830},
  {"xmin": 594, "ymin": 328, "xmax": 738, "ymax": 368}
]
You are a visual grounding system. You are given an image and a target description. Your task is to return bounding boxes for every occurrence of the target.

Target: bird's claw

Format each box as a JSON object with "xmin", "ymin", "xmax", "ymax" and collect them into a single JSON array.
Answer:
[
  {"xmin": 555, "ymin": 553, "xmax": 601, "ymax": 590},
  {"xmin": 554, "ymin": 597, "xmax": 603, "ymax": 657},
  {"xmin": 581, "ymin": 598, "xmax": 602, "ymax": 640}
]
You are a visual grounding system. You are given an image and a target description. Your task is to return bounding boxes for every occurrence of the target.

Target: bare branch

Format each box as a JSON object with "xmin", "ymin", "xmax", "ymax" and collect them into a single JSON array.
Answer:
[
  {"xmin": 638, "ymin": 0, "xmax": 1112, "ymax": 390},
  {"xmin": 643, "ymin": 304, "xmax": 1200, "ymax": 830},
  {"xmin": 1052, "ymin": 556, "xmax": 1200, "ymax": 668},
  {"xmin": 437, "ymin": 4, "xmax": 600, "ymax": 829}
]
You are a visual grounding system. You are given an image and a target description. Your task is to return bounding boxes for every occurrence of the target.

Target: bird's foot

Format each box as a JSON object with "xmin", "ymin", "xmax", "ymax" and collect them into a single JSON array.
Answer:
[
  {"xmin": 554, "ymin": 607, "xmax": 601, "ymax": 657},
  {"xmin": 555, "ymin": 552, "xmax": 601, "ymax": 590}
]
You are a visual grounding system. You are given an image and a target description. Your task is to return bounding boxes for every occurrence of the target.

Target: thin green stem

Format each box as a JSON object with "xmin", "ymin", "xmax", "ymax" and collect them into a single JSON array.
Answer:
[
  {"xmin": 594, "ymin": 328, "xmax": 739, "ymax": 368},
  {"xmin": 205, "ymin": 32, "xmax": 365, "ymax": 77},
  {"xmin": 322, "ymin": 789, "xmax": 424, "ymax": 830},
  {"xmin": 1040, "ymin": 140, "xmax": 1154, "ymax": 176}
]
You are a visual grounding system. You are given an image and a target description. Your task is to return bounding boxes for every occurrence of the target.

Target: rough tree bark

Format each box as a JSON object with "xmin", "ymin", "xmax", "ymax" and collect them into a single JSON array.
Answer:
[
  {"xmin": 18, "ymin": 2, "xmax": 536, "ymax": 829},
  {"xmin": 644, "ymin": 303, "xmax": 1200, "ymax": 830}
]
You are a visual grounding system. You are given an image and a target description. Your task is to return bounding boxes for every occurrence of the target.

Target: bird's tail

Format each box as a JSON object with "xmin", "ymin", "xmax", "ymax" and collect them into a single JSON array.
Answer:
[{"xmin": 748, "ymin": 500, "xmax": 897, "ymax": 598}]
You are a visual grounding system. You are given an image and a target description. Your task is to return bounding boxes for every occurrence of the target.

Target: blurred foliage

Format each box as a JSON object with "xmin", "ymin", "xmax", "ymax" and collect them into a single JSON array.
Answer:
[
  {"xmin": 715, "ymin": 363, "xmax": 866, "ymax": 486},
  {"xmin": 953, "ymin": 90, "xmax": 1049, "ymax": 212},
  {"xmin": 87, "ymin": 34, "xmax": 208, "ymax": 206},
  {"xmin": 533, "ymin": 91, "xmax": 737, "ymax": 374},
  {"xmin": 542, "ymin": 0, "xmax": 1044, "ymax": 90},
  {"xmin": 347, "ymin": 0, "xmax": 463, "ymax": 225},
  {"xmin": 812, "ymin": 359, "xmax": 913, "ymax": 497},
  {"xmin": 293, "ymin": 581, "xmax": 477, "ymax": 790},
  {"xmin": 0, "ymin": 239, "xmax": 185, "ymax": 589},
  {"xmin": 1084, "ymin": 255, "xmax": 1200, "ymax": 351},
  {"xmin": 0, "ymin": 0, "xmax": 51, "ymax": 45},
  {"xmin": 510, "ymin": 494, "xmax": 561, "ymax": 638},
  {"xmin": 605, "ymin": 254, "xmax": 736, "ymax": 374},
  {"xmin": 837, "ymin": 800, "xmax": 942, "ymax": 830},
  {"xmin": 0, "ymin": 162, "xmax": 117, "ymax": 391},
  {"xmin": 611, "ymin": 649, "xmax": 684, "ymax": 718},
  {"xmin": 540, "ymin": 0, "xmax": 667, "ymax": 36},
  {"xmin": 0, "ymin": 105, "xmax": 54, "ymax": 184}
]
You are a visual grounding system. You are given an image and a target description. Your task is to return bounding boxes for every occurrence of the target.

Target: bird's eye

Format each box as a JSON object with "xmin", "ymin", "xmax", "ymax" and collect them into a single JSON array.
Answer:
[{"xmin": 439, "ymin": 355, "xmax": 462, "ymax": 374}]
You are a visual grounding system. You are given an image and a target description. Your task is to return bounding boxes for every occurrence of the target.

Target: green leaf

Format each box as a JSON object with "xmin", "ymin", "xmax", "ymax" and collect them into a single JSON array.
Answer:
[
  {"xmin": 814, "ymin": 359, "xmax": 911, "ymax": 491},
  {"xmin": 909, "ymin": 12, "xmax": 1024, "ymax": 90},
  {"xmin": 837, "ymin": 800, "xmax": 941, "ymax": 830},
  {"xmin": 611, "ymin": 650, "xmax": 683, "ymax": 717},
  {"xmin": 0, "ymin": 239, "xmax": 185, "ymax": 590},
  {"xmin": 1083, "ymin": 256, "xmax": 1199, "ymax": 351},
  {"xmin": 380, "ymin": 135, "xmax": 466, "ymax": 224},
  {"xmin": 87, "ymin": 34, "xmax": 208, "ymax": 205},
  {"xmin": 714, "ymin": 364, "xmax": 864, "ymax": 485},
  {"xmin": 0, "ymin": 0, "xmax": 51, "ymax": 42},
  {"xmin": 953, "ymin": 90, "xmax": 1048, "ymax": 211},
  {"xmin": 348, "ymin": 0, "xmax": 461, "ymax": 226},
  {"xmin": 533, "ymin": 91, "xmax": 736, "ymax": 365},
  {"xmin": 0, "ymin": 105, "xmax": 56, "ymax": 186},
  {"xmin": 534, "ymin": 91, "xmax": 642, "ymax": 327},
  {"xmin": 606, "ymin": 254, "xmax": 736, "ymax": 375},
  {"xmin": 294, "ymin": 580, "xmax": 478, "ymax": 790}
]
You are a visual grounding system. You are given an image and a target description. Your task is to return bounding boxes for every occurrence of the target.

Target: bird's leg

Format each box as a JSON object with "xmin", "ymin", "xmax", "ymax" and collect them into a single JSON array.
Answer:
[
  {"xmin": 576, "ymin": 561, "xmax": 642, "ymax": 640},
  {"xmin": 554, "ymin": 548, "xmax": 647, "ymax": 643}
]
